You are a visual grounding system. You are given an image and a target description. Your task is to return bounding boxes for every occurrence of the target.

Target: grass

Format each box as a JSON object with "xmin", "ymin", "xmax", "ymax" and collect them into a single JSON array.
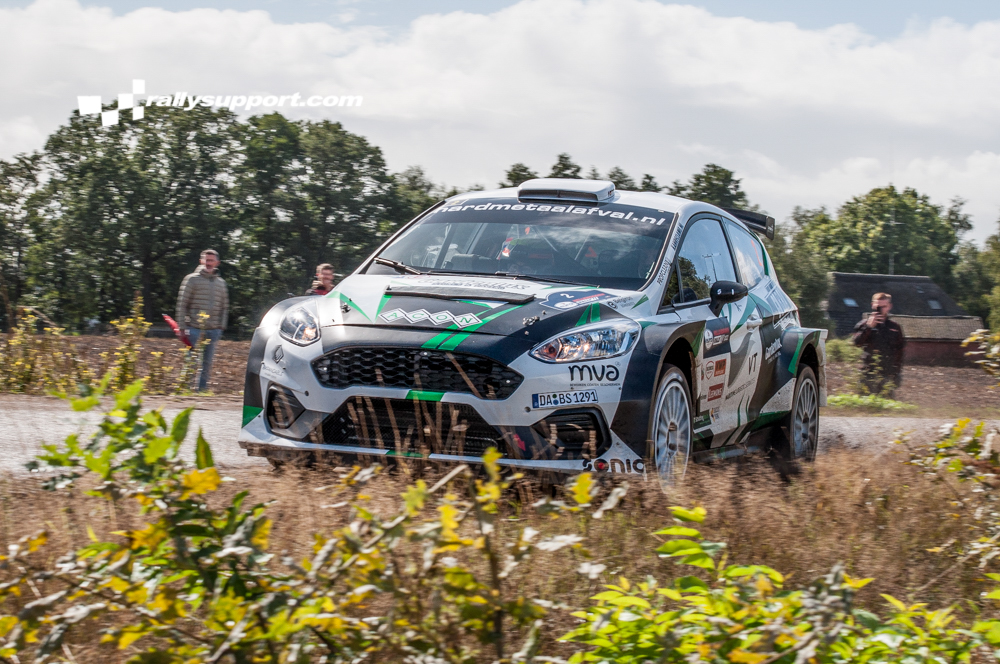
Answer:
[
  {"xmin": 826, "ymin": 393, "xmax": 917, "ymax": 411},
  {"xmin": 3, "ymin": 442, "xmax": 986, "ymax": 662}
]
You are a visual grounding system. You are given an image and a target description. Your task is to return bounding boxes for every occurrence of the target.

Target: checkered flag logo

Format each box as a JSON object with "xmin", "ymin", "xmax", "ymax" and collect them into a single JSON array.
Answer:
[{"xmin": 77, "ymin": 80, "xmax": 146, "ymax": 127}]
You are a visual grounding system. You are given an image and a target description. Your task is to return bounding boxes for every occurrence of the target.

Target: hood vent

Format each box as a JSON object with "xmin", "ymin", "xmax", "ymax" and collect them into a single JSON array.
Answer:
[{"xmin": 517, "ymin": 178, "xmax": 615, "ymax": 203}]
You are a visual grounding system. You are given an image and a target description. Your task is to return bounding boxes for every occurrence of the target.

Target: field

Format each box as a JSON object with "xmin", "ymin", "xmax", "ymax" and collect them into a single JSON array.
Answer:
[{"xmin": 53, "ymin": 336, "xmax": 1000, "ymax": 416}]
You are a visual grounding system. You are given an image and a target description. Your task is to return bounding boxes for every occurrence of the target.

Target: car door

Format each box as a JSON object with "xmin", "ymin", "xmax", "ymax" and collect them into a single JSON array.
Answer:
[
  {"xmin": 724, "ymin": 220, "xmax": 797, "ymax": 422},
  {"xmin": 663, "ymin": 216, "xmax": 749, "ymax": 446}
]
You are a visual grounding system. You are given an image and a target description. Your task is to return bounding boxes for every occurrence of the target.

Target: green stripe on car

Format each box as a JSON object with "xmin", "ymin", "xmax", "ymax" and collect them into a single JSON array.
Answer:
[
  {"xmin": 406, "ymin": 390, "xmax": 445, "ymax": 401},
  {"xmin": 242, "ymin": 405, "xmax": 263, "ymax": 427}
]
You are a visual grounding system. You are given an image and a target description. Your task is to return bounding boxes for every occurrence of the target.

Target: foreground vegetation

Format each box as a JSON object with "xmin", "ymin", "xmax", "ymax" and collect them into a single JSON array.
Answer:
[
  {"xmin": 0, "ymin": 300, "xmax": 209, "ymax": 395},
  {"xmin": 0, "ymin": 383, "xmax": 997, "ymax": 662}
]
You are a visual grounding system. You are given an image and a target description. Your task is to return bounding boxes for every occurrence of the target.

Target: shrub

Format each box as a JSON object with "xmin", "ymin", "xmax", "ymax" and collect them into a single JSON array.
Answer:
[
  {"xmin": 826, "ymin": 337, "xmax": 862, "ymax": 364},
  {"xmin": 0, "ymin": 297, "xmax": 200, "ymax": 396}
]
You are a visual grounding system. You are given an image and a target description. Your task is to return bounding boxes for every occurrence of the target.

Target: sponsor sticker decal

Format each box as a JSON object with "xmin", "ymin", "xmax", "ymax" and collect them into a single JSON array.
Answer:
[
  {"xmin": 605, "ymin": 296, "xmax": 634, "ymax": 310},
  {"xmin": 704, "ymin": 359, "xmax": 727, "ymax": 379},
  {"xmin": 380, "ymin": 308, "xmax": 482, "ymax": 328},
  {"xmin": 703, "ymin": 324, "xmax": 731, "ymax": 350},
  {"xmin": 411, "ymin": 278, "xmax": 532, "ymax": 291},
  {"xmin": 568, "ymin": 364, "xmax": 620, "ymax": 382},
  {"xmin": 707, "ymin": 383, "xmax": 724, "ymax": 401},
  {"xmin": 532, "ymin": 390, "xmax": 599, "ymax": 409},
  {"xmin": 765, "ymin": 338, "xmax": 782, "ymax": 361},
  {"xmin": 539, "ymin": 290, "xmax": 613, "ymax": 310},
  {"xmin": 774, "ymin": 312, "xmax": 796, "ymax": 331},
  {"xmin": 725, "ymin": 379, "xmax": 753, "ymax": 400},
  {"xmin": 582, "ymin": 458, "xmax": 645, "ymax": 473}
]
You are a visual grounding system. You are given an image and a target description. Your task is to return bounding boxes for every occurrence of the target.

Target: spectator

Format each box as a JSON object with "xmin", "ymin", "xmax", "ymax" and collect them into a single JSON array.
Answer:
[
  {"xmin": 305, "ymin": 263, "xmax": 336, "ymax": 296},
  {"xmin": 852, "ymin": 292, "xmax": 905, "ymax": 398},
  {"xmin": 176, "ymin": 249, "xmax": 229, "ymax": 392}
]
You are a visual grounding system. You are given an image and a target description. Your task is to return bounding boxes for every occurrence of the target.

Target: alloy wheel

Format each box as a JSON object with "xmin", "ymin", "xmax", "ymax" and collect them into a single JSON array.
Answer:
[
  {"xmin": 653, "ymin": 373, "xmax": 692, "ymax": 488},
  {"xmin": 792, "ymin": 375, "xmax": 818, "ymax": 459}
]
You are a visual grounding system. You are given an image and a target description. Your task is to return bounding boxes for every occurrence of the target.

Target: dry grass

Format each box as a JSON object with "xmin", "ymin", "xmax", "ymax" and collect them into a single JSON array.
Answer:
[{"xmin": 2, "ymin": 442, "xmax": 985, "ymax": 662}]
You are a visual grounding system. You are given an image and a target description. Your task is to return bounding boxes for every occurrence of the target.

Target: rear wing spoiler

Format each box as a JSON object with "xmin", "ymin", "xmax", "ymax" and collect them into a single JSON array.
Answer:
[{"xmin": 721, "ymin": 207, "xmax": 775, "ymax": 240}]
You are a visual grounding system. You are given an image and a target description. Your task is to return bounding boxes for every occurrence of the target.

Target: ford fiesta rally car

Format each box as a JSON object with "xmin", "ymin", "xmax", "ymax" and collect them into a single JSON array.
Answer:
[{"xmin": 238, "ymin": 178, "xmax": 826, "ymax": 484}]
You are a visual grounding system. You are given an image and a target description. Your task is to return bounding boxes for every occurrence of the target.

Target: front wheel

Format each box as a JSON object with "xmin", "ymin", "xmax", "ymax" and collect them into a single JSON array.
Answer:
[
  {"xmin": 777, "ymin": 366, "xmax": 819, "ymax": 461},
  {"xmin": 649, "ymin": 365, "xmax": 693, "ymax": 489}
]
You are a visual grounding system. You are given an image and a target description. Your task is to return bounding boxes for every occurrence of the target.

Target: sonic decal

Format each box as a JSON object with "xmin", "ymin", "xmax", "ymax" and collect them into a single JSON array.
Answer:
[{"xmin": 582, "ymin": 458, "xmax": 646, "ymax": 473}]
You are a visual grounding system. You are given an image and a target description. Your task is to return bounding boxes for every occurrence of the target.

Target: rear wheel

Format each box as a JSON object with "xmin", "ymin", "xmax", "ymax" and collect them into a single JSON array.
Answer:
[
  {"xmin": 650, "ymin": 365, "xmax": 692, "ymax": 489},
  {"xmin": 777, "ymin": 366, "xmax": 819, "ymax": 461}
]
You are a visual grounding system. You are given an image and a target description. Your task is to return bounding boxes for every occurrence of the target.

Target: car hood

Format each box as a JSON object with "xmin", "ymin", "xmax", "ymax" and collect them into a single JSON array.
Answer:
[{"xmin": 315, "ymin": 274, "xmax": 653, "ymax": 340}]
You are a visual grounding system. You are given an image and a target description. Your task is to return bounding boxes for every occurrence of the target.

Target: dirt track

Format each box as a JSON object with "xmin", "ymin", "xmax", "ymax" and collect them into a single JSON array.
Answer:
[{"xmin": 0, "ymin": 393, "xmax": 980, "ymax": 475}]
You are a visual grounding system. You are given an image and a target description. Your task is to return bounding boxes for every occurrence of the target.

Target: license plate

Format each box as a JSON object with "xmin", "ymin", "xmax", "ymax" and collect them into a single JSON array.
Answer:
[{"xmin": 531, "ymin": 390, "xmax": 599, "ymax": 409}]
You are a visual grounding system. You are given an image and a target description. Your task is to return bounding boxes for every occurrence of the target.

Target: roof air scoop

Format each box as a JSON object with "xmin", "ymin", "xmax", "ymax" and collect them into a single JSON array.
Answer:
[{"xmin": 517, "ymin": 178, "xmax": 615, "ymax": 203}]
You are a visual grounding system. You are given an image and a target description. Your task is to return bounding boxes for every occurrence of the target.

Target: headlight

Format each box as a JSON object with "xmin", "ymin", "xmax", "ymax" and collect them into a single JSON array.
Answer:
[
  {"xmin": 279, "ymin": 306, "xmax": 320, "ymax": 345},
  {"xmin": 530, "ymin": 319, "xmax": 641, "ymax": 363}
]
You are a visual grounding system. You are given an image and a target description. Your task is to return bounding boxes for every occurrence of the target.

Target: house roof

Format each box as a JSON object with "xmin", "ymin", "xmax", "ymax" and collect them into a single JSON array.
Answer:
[
  {"xmin": 825, "ymin": 272, "xmax": 968, "ymax": 337},
  {"xmin": 890, "ymin": 315, "xmax": 984, "ymax": 340}
]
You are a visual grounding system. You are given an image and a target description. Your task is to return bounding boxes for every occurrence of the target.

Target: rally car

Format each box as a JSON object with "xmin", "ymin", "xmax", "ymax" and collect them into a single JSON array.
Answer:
[{"xmin": 238, "ymin": 178, "xmax": 826, "ymax": 484}]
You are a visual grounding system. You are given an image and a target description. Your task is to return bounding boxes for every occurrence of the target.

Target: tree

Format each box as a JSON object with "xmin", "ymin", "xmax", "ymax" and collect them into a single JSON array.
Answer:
[
  {"xmin": 230, "ymin": 116, "xmax": 400, "ymax": 330},
  {"xmin": 498, "ymin": 163, "xmax": 538, "ymax": 188},
  {"xmin": 952, "ymin": 242, "xmax": 994, "ymax": 325},
  {"xmin": 548, "ymin": 153, "xmax": 581, "ymax": 179},
  {"xmin": 586, "ymin": 166, "xmax": 601, "ymax": 180},
  {"xmin": 668, "ymin": 164, "xmax": 751, "ymax": 209},
  {"xmin": 396, "ymin": 166, "xmax": 442, "ymax": 216},
  {"xmin": 766, "ymin": 208, "xmax": 832, "ymax": 328},
  {"xmin": 605, "ymin": 167, "xmax": 637, "ymax": 191},
  {"xmin": 0, "ymin": 153, "xmax": 42, "ymax": 330},
  {"xmin": 640, "ymin": 174, "xmax": 662, "ymax": 192},
  {"xmin": 797, "ymin": 186, "xmax": 963, "ymax": 289},
  {"xmin": 28, "ymin": 103, "xmax": 242, "ymax": 328}
]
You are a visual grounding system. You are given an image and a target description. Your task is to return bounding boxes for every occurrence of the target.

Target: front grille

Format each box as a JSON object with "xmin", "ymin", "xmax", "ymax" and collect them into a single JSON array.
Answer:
[
  {"xmin": 312, "ymin": 347, "xmax": 523, "ymax": 400},
  {"xmin": 322, "ymin": 397, "xmax": 506, "ymax": 457}
]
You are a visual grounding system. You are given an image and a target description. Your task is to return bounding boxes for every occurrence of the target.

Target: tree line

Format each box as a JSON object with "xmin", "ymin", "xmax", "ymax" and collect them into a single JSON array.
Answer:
[{"xmin": 1, "ymin": 104, "xmax": 998, "ymax": 335}]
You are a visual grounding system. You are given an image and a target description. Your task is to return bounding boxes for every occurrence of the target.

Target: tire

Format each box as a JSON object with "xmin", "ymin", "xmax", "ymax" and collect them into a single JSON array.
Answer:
[
  {"xmin": 777, "ymin": 366, "xmax": 819, "ymax": 461},
  {"xmin": 649, "ymin": 365, "xmax": 693, "ymax": 489}
]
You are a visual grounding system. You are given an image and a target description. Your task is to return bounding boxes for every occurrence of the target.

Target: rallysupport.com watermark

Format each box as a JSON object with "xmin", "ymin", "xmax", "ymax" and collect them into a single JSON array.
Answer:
[{"xmin": 78, "ymin": 79, "xmax": 362, "ymax": 126}]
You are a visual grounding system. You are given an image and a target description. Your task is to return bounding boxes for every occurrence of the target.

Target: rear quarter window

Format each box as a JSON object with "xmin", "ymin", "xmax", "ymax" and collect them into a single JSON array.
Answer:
[{"xmin": 726, "ymin": 221, "xmax": 768, "ymax": 289}]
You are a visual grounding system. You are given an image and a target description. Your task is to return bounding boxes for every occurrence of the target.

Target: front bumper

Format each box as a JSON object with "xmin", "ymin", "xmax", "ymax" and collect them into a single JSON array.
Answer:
[
  {"xmin": 240, "ymin": 326, "xmax": 646, "ymax": 475},
  {"xmin": 239, "ymin": 410, "xmax": 645, "ymax": 475}
]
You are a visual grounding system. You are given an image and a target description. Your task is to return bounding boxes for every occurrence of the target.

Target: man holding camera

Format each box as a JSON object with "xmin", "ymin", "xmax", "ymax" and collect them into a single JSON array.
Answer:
[{"xmin": 852, "ymin": 292, "xmax": 906, "ymax": 398}]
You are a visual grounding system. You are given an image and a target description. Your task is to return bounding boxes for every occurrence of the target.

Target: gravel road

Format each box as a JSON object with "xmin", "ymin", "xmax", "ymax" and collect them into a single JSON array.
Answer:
[
  {"xmin": 0, "ymin": 396, "xmax": 989, "ymax": 475},
  {"xmin": 0, "ymin": 396, "xmax": 268, "ymax": 474}
]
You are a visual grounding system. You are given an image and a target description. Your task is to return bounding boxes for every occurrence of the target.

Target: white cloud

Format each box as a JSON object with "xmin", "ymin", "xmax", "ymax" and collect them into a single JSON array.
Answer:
[{"xmin": 4, "ymin": 0, "xmax": 1000, "ymax": 239}]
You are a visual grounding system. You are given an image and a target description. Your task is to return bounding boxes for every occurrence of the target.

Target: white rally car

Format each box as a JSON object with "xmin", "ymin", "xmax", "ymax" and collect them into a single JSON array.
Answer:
[{"xmin": 238, "ymin": 178, "xmax": 826, "ymax": 483}]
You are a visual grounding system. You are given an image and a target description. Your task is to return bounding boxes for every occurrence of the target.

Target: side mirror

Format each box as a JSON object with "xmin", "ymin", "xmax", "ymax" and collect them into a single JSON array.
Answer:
[{"xmin": 709, "ymin": 280, "xmax": 748, "ymax": 316}]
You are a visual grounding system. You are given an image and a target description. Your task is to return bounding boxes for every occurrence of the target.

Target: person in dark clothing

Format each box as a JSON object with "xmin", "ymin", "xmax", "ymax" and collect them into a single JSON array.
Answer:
[
  {"xmin": 852, "ymin": 292, "xmax": 906, "ymax": 397},
  {"xmin": 305, "ymin": 263, "xmax": 336, "ymax": 296}
]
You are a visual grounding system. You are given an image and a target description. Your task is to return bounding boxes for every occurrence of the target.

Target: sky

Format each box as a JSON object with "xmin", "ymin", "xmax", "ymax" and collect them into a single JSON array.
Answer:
[{"xmin": 4, "ymin": 0, "xmax": 1000, "ymax": 242}]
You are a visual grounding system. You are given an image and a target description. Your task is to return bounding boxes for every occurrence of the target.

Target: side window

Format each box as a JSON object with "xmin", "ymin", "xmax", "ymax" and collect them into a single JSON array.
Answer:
[
  {"xmin": 726, "ymin": 222, "xmax": 767, "ymax": 288},
  {"xmin": 662, "ymin": 268, "xmax": 680, "ymax": 307},
  {"xmin": 674, "ymin": 218, "xmax": 737, "ymax": 302}
]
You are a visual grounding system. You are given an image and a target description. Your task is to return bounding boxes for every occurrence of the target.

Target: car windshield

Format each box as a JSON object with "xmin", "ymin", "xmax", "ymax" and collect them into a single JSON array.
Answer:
[{"xmin": 367, "ymin": 197, "xmax": 673, "ymax": 290}]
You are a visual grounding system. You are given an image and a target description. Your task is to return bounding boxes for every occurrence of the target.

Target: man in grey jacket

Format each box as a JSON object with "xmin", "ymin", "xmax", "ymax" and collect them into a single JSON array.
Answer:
[{"xmin": 176, "ymin": 249, "xmax": 230, "ymax": 391}]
